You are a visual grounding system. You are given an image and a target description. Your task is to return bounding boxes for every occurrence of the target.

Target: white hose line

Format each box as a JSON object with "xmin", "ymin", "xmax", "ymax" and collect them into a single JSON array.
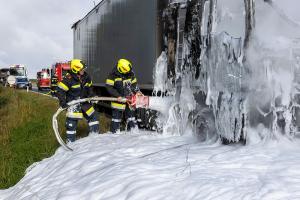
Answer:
[{"xmin": 52, "ymin": 97, "xmax": 127, "ymax": 151}]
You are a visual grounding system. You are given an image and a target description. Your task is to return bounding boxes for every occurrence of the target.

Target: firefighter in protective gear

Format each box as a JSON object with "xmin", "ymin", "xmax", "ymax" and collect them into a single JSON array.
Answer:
[
  {"xmin": 106, "ymin": 59, "xmax": 142, "ymax": 133},
  {"xmin": 57, "ymin": 59, "xmax": 99, "ymax": 142},
  {"xmin": 50, "ymin": 76, "xmax": 58, "ymax": 97}
]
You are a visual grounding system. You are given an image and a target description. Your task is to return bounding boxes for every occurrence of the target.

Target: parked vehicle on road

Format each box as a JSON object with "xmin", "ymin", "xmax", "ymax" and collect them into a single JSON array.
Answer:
[
  {"xmin": 51, "ymin": 62, "xmax": 70, "ymax": 82},
  {"xmin": 15, "ymin": 77, "xmax": 32, "ymax": 90},
  {"xmin": 50, "ymin": 62, "xmax": 70, "ymax": 96},
  {"xmin": 6, "ymin": 64, "xmax": 28, "ymax": 87},
  {"xmin": 37, "ymin": 69, "xmax": 51, "ymax": 90}
]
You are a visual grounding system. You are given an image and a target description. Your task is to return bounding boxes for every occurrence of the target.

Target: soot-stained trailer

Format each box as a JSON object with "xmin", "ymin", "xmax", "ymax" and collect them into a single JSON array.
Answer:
[{"xmin": 72, "ymin": 0, "xmax": 168, "ymax": 92}]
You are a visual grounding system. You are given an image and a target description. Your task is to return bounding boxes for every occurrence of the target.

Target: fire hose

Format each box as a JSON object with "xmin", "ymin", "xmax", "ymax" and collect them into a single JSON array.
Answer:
[
  {"xmin": 52, "ymin": 95, "xmax": 149, "ymax": 151},
  {"xmin": 52, "ymin": 97, "xmax": 127, "ymax": 151}
]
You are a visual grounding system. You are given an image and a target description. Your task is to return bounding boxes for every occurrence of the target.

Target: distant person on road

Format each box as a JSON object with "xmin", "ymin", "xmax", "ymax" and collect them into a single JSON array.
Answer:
[
  {"xmin": 105, "ymin": 58, "xmax": 142, "ymax": 133},
  {"xmin": 57, "ymin": 59, "xmax": 99, "ymax": 142}
]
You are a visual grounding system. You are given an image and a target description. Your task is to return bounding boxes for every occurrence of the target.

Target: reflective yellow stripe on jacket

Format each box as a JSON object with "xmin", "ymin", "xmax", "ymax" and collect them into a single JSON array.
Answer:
[
  {"xmin": 111, "ymin": 102, "xmax": 126, "ymax": 110},
  {"xmin": 85, "ymin": 106, "xmax": 95, "ymax": 116},
  {"xmin": 71, "ymin": 84, "xmax": 81, "ymax": 89},
  {"xmin": 106, "ymin": 79, "xmax": 114, "ymax": 86},
  {"xmin": 132, "ymin": 78, "xmax": 137, "ymax": 84},
  {"xmin": 58, "ymin": 82, "xmax": 69, "ymax": 91},
  {"xmin": 66, "ymin": 112, "xmax": 83, "ymax": 119},
  {"xmin": 85, "ymin": 81, "xmax": 93, "ymax": 87}
]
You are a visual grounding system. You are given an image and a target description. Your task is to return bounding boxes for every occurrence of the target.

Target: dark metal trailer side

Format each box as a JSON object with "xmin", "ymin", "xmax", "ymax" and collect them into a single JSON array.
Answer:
[
  {"xmin": 72, "ymin": 0, "xmax": 269, "ymax": 143},
  {"xmin": 72, "ymin": 0, "xmax": 168, "ymax": 93}
]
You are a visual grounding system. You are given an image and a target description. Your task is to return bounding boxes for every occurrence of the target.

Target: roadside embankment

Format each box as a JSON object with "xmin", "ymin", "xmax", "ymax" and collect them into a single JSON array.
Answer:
[{"xmin": 0, "ymin": 87, "xmax": 110, "ymax": 189}]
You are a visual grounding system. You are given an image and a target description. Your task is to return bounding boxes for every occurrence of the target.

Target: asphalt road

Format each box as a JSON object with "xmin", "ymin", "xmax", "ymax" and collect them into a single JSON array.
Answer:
[{"xmin": 31, "ymin": 86, "xmax": 51, "ymax": 95}]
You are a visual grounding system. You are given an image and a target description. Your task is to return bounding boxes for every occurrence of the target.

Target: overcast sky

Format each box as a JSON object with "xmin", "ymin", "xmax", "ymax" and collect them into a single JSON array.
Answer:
[{"xmin": 0, "ymin": 0, "xmax": 101, "ymax": 78}]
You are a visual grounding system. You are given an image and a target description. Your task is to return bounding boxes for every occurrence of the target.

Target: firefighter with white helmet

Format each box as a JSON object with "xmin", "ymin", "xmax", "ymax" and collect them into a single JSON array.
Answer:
[
  {"xmin": 106, "ymin": 58, "xmax": 142, "ymax": 133},
  {"xmin": 57, "ymin": 59, "xmax": 99, "ymax": 142}
]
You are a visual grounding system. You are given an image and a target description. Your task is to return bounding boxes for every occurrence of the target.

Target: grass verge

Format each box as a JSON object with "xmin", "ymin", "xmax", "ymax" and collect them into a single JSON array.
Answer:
[{"xmin": 0, "ymin": 87, "xmax": 110, "ymax": 189}]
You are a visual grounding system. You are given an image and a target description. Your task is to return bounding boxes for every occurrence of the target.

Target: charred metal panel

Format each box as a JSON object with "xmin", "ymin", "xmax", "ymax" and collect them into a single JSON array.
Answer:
[{"xmin": 73, "ymin": 0, "xmax": 168, "ymax": 89}]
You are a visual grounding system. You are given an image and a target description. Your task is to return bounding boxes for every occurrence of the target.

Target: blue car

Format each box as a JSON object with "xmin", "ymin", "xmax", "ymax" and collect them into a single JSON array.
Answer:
[{"xmin": 15, "ymin": 77, "xmax": 32, "ymax": 90}]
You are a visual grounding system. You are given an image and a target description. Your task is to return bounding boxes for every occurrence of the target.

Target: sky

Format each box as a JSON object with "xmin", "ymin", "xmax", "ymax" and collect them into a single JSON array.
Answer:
[{"xmin": 0, "ymin": 0, "xmax": 102, "ymax": 78}]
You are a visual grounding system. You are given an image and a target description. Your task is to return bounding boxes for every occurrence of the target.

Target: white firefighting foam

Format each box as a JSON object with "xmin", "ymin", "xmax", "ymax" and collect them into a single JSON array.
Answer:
[
  {"xmin": 148, "ymin": 96, "xmax": 173, "ymax": 115},
  {"xmin": 1, "ymin": 133, "xmax": 300, "ymax": 199}
]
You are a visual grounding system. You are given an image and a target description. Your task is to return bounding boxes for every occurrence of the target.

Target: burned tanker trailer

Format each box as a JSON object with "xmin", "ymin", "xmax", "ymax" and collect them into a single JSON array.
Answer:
[
  {"xmin": 73, "ymin": 0, "xmax": 300, "ymax": 143},
  {"xmin": 162, "ymin": 0, "xmax": 300, "ymax": 143}
]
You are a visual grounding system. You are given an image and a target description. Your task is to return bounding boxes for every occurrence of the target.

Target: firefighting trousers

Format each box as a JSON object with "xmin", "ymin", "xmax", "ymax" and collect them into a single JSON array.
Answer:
[
  {"xmin": 65, "ymin": 103, "xmax": 99, "ymax": 142},
  {"xmin": 50, "ymin": 85, "xmax": 57, "ymax": 97},
  {"xmin": 111, "ymin": 106, "xmax": 137, "ymax": 133}
]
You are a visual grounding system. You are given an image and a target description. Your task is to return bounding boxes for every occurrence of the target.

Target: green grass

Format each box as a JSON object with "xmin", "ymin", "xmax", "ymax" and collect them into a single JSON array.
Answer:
[{"xmin": 0, "ymin": 87, "xmax": 110, "ymax": 189}]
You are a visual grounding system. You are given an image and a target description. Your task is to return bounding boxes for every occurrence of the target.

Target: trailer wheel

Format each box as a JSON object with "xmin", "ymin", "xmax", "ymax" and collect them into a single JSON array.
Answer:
[
  {"xmin": 193, "ymin": 107, "xmax": 217, "ymax": 142},
  {"xmin": 136, "ymin": 108, "xmax": 158, "ymax": 131}
]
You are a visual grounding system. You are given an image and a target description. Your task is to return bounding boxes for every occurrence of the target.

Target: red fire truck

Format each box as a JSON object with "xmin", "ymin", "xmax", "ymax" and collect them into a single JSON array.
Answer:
[
  {"xmin": 50, "ymin": 62, "xmax": 70, "ymax": 96},
  {"xmin": 37, "ymin": 69, "xmax": 51, "ymax": 90},
  {"xmin": 51, "ymin": 62, "xmax": 70, "ymax": 81}
]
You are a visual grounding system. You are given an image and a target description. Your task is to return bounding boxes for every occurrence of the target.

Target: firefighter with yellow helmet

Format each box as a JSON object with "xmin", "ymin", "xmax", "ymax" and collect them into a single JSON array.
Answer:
[
  {"xmin": 106, "ymin": 59, "xmax": 142, "ymax": 133},
  {"xmin": 57, "ymin": 59, "xmax": 99, "ymax": 142}
]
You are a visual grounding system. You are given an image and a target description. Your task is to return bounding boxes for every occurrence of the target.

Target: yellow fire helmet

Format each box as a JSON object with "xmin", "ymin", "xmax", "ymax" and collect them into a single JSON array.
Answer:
[
  {"xmin": 117, "ymin": 59, "xmax": 132, "ymax": 74},
  {"xmin": 71, "ymin": 59, "xmax": 86, "ymax": 74}
]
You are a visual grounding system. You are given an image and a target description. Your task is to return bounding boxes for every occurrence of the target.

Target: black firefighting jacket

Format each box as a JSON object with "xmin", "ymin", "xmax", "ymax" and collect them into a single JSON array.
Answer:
[
  {"xmin": 51, "ymin": 76, "xmax": 58, "ymax": 86},
  {"xmin": 51, "ymin": 76, "xmax": 58, "ymax": 93},
  {"xmin": 57, "ymin": 71, "xmax": 93, "ymax": 107},
  {"xmin": 105, "ymin": 68, "xmax": 140, "ymax": 98}
]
